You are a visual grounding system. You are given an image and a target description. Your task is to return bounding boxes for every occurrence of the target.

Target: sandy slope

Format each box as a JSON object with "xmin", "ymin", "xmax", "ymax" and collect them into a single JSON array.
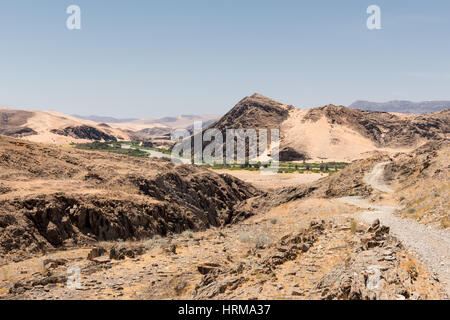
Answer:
[
  {"xmin": 196, "ymin": 94, "xmax": 444, "ymax": 162},
  {"xmin": 5, "ymin": 108, "xmax": 220, "ymax": 144},
  {"xmin": 3, "ymin": 94, "xmax": 447, "ymax": 160},
  {"xmin": 281, "ymin": 108, "xmax": 415, "ymax": 162},
  {"xmin": 2, "ymin": 109, "xmax": 131, "ymax": 144}
]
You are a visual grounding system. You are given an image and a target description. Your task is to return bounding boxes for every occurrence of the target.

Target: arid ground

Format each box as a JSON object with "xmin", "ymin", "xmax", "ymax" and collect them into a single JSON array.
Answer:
[
  {"xmin": 0, "ymin": 95, "xmax": 448, "ymax": 300},
  {"xmin": 0, "ymin": 133, "xmax": 448, "ymax": 300}
]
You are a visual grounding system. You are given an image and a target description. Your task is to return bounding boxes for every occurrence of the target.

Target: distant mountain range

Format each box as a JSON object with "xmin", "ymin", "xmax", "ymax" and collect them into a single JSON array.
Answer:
[
  {"xmin": 74, "ymin": 114, "xmax": 220, "ymax": 128},
  {"xmin": 349, "ymin": 100, "xmax": 450, "ymax": 114},
  {"xmin": 72, "ymin": 115, "xmax": 139, "ymax": 123}
]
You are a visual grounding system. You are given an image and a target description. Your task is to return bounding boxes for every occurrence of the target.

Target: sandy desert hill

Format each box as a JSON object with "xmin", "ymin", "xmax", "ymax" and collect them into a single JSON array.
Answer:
[
  {"xmin": 0, "ymin": 107, "xmax": 221, "ymax": 147},
  {"xmin": 2, "ymin": 97, "xmax": 448, "ymax": 162},
  {"xmin": 0, "ymin": 108, "xmax": 132, "ymax": 144},
  {"xmin": 196, "ymin": 94, "xmax": 449, "ymax": 162}
]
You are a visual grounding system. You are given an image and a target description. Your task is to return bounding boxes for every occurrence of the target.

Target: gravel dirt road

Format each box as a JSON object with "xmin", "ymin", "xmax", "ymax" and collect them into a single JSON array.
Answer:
[{"xmin": 340, "ymin": 162, "xmax": 450, "ymax": 297}]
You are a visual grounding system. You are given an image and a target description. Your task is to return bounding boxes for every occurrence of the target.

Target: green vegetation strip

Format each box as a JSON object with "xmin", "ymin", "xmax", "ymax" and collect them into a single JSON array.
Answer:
[
  {"xmin": 74, "ymin": 141, "xmax": 349, "ymax": 173},
  {"xmin": 75, "ymin": 141, "xmax": 149, "ymax": 157}
]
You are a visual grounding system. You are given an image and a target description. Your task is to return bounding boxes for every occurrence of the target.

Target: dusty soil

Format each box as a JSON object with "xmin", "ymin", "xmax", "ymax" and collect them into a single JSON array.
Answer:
[
  {"xmin": 211, "ymin": 170, "xmax": 327, "ymax": 190},
  {"xmin": 384, "ymin": 140, "xmax": 450, "ymax": 228},
  {"xmin": 0, "ymin": 134, "xmax": 448, "ymax": 300},
  {"xmin": 340, "ymin": 160, "xmax": 450, "ymax": 295},
  {"xmin": 1, "ymin": 198, "xmax": 445, "ymax": 300},
  {"xmin": 0, "ymin": 135, "xmax": 260, "ymax": 264},
  {"xmin": 363, "ymin": 162, "xmax": 394, "ymax": 194}
]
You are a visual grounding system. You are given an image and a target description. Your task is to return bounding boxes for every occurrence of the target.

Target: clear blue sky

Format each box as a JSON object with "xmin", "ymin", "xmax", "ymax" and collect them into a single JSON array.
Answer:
[{"xmin": 1, "ymin": 0, "xmax": 449, "ymax": 117}]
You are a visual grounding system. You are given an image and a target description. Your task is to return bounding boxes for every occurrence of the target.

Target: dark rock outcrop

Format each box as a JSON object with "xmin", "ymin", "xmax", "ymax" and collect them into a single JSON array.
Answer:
[
  {"xmin": 210, "ymin": 94, "xmax": 293, "ymax": 131},
  {"xmin": 0, "ymin": 135, "xmax": 261, "ymax": 262},
  {"xmin": 50, "ymin": 125, "xmax": 117, "ymax": 141},
  {"xmin": 185, "ymin": 94, "xmax": 294, "ymax": 160}
]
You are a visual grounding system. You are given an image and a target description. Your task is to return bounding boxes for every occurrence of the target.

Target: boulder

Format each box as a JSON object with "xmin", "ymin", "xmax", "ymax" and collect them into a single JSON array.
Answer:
[
  {"xmin": 87, "ymin": 247, "xmax": 107, "ymax": 261},
  {"xmin": 197, "ymin": 263, "xmax": 221, "ymax": 275}
]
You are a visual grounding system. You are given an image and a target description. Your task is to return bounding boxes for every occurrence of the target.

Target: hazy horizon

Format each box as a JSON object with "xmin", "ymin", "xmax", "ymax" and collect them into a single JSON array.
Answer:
[{"xmin": 4, "ymin": 95, "xmax": 450, "ymax": 119}]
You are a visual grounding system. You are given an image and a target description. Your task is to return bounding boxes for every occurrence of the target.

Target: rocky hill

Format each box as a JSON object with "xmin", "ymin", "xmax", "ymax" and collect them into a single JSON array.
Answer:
[
  {"xmin": 0, "ymin": 135, "xmax": 260, "ymax": 262},
  {"xmin": 4, "ymin": 97, "xmax": 448, "ymax": 161},
  {"xmin": 1, "ymin": 107, "xmax": 221, "ymax": 147},
  {"xmin": 0, "ymin": 109, "xmax": 37, "ymax": 137},
  {"xmin": 187, "ymin": 94, "xmax": 449, "ymax": 162},
  {"xmin": 303, "ymin": 105, "xmax": 449, "ymax": 148},
  {"xmin": 384, "ymin": 139, "xmax": 450, "ymax": 228},
  {"xmin": 208, "ymin": 93, "xmax": 294, "ymax": 131}
]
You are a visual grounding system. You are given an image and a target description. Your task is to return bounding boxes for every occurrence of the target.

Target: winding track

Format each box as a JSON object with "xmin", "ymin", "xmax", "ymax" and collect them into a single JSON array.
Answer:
[
  {"xmin": 339, "ymin": 162, "xmax": 450, "ymax": 296},
  {"xmin": 363, "ymin": 161, "xmax": 394, "ymax": 194}
]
